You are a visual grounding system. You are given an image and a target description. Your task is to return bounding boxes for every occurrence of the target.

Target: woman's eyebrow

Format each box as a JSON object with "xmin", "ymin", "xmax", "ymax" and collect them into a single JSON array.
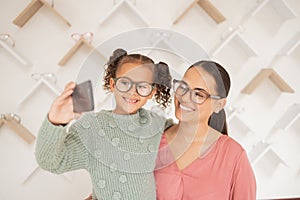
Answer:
[{"xmin": 193, "ymin": 87, "xmax": 209, "ymax": 92}]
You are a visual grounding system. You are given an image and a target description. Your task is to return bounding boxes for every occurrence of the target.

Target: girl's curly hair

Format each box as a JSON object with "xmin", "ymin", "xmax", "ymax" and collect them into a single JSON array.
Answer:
[{"xmin": 103, "ymin": 48, "xmax": 172, "ymax": 109}]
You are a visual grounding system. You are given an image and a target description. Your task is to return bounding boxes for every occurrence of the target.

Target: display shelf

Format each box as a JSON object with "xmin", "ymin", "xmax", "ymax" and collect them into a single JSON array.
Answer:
[
  {"xmin": 173, "ymin": 0, "xmax": 225, "ymax": 24},
  {"xmin": 144, "ymin": 31, "xmax": 177, "ymax": 55},
  {"xmin": 250, "ymin": 0, "xmax": 296, "ymax": 21},
  {"xmin": 277, "ymin": 32, "xmax": 300, "ymax": 56},
  {"xmin": 18, "ymin": 73, "xmax": 61, "ymax": 105},
  {"xmin": 227, "ymin": 106, "xmax": 244, "ymax": 121},
  {"xmin": 99, "ymin": 0, "xmax": 150, "ymax": 26},
  {"xmin": 0, "ymin": 34, "xmax": 31, "ymax": 66},
  {"xmin": 227, "ymin": 106, "xmax": 253, "ymax": 137},
  {"xmin": 210, "ymin": 28, "xmax": 258, "ymax": 58},
  {"xmin": 13, "ymin": 0, "xmax": 71, "ymax": 28},
  {"xmin": 248, "ymin": 140, "xmax": 288, "ymax": 166},
  {"xmin": 23, "ymin": 164, "xmax": 73, "ymax": 184},
  {"xmin": 241, "ymin": 68, "xmax": 294, "ymax": 94},
  {"xmin": 275, "ymin": 104, "xmax": 300, "ymax": 131},
  {"xmin": 58, "ymin": 32, "xmax": 105, "ymax": 66},
  {"xmin": 228, "ymin": 114, "xmax": 253, "ymax": 135},
  {"xmin": 0, "ymin": 113, "xmax": 35, "ymax": 144},
  {"xmin": 142, "ymin": 29, "xmax": 209, "ymax": 65}
]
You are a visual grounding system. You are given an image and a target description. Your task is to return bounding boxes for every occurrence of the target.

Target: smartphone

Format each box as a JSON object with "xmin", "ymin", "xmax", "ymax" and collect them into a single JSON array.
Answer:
[{"xmin": 72, "ymin": 80, "xmax": 94, "ymax": 113}]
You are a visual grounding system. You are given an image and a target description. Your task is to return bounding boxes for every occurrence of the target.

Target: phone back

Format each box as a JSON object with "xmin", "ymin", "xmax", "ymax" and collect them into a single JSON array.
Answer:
[{"xmin": 72, "ymin": 80, "xmax": 94, "ymax": 113}]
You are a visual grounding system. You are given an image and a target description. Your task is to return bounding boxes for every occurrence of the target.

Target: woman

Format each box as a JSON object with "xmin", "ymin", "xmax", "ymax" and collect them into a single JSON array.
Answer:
[{"xmin": 154, "ymin": 60, "xmax": 256, "ymax": 199}]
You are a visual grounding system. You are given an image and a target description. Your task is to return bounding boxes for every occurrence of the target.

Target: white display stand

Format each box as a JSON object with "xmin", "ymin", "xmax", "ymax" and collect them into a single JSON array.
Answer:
[
  {"xmin": 0, "ymin": 35, "xmax": 31, "ymax": 66},
  {"xmin": 0, "ymin": 114, "xmax": 35, "ymax": 144},
  {"xmin": 250, "ymin": 0, "xmax": 296, "ymax": 21},
  {"xmin": 249, "ymin": 140, "xmax": 288, "ymax": 166},
  {"xmin": 99, "ymin": 0, "xmax": 150, "ymax": 26},
  {"xmin": 275, "ymin": 104, "xmax": 300, "ymax": 131},
  {"xmin": 210, "ymin": 28, "xmax": 258, "ymax": 58},
  {"xmin": 13, "ymin": 0, "xmax": 71, "ymax": 27},
  {"xmin": 19, "ymin": 73, "xmax": 61, "ymax": 105}
]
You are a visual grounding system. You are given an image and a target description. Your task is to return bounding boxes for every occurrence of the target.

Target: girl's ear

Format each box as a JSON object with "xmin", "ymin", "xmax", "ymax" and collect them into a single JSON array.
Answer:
[
  {"xmin": 109, "ymin": 78, "xmax": 115, "ymax": 92},
  {"xmin": 214, "ymin": 98, "xmax": 226, "ymax": 113}
]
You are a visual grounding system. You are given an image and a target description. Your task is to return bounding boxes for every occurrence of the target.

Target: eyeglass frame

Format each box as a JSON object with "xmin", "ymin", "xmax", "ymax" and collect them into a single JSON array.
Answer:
[
  {"xmin": 173, "ymin": 79, "xmax": 222, "ymax": 104},
  {"xmin": 112, "ymin": 77, "xmax": 156, "ymax": 97}
]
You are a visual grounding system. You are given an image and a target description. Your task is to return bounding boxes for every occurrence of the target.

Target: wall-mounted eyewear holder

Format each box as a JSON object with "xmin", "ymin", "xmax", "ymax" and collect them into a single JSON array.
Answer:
[
  {"xmin": 99, "ymin": 0, "xmax": 150, "ymax": 26},
  {"xmin": 58, "ymin": 32, "xmax": 105, "ymax": 66},
  {"xmin": 13, "ymin": 0, "xmax": 71, "ymax": 28},
  {"xmin": 0, "ymin": 113, "xmax": 35, "ymax": 144},
  {"xmin": 19, "ymin": 73, "xmax": 61, "ymax": 105},
  {"xmin": 210, "ymin": 27, "xmax": 258, "ymax": 58},
  {"xmin": 173, "ymin": 0, "xmax": 226, "ymax": 25},
  {"xmin": 0, "ymin": 34, "xmax": 31, "ymax": 66},
  {"xmin": 241, "ymin": 68, "xmax": 294, "ymax": 94}
]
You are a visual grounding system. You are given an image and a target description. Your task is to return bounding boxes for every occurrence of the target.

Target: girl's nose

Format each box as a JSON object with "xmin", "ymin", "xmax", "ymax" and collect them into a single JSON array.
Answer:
[{"xmin": 127, "ymin": 84, "xmax": 138, "ymax": 95}]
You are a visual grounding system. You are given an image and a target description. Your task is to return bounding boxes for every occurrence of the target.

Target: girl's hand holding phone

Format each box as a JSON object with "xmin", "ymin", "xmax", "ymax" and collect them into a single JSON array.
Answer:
[{"xmin": 48, "ymin": 82, "xmax": 81, "ymax": 125}]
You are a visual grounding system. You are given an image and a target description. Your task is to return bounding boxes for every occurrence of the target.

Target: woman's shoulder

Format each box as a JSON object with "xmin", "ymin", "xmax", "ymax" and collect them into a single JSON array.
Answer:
[
  {"xmin": 218, "ymin": 135, "xmax": 246, "ymax": 155},
  {"xmin": 162, "ymin": 124, "xmax": 177, "ymax": 140}
]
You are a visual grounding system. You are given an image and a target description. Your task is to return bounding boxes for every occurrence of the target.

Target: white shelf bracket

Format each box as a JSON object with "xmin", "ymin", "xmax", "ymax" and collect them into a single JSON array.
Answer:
[
  {"xmin": 13, "ymin": 0, "xmax": 71, "ymax": 28},
  {"xmin": 249, "ymin": 140, "xmax": 288, "ymax": 166},
  {"xmin": 19, "ymin": 73, "xmax": 61, "ymax": 105},
  {"xmin": 210, "ymin": 28, "xmax": 258, "ymax": 58},
  {"xmin": 144, "ymin": 31, "xmax": 177, "ymax": 55},
  {"xmin": 58, "ymin": 32, "xmax": 106, "ymax": 66},
  {"xmin": 251, "ymin": 0, "xmax": 296, "ymax": 20},
  {"xmin": 173, "ymin": 0, "xmax": 226, "ymax": 24},
  {"xmin": 277, "ymin": 32, "xmax": 300, "ymax": 56},
  {"xmin": 23, "ymin": 164, "xmax": 74, "ymax": 184},
  {"xmin": 0, "ymin": 34, "xmax": 31, "ymax": 66},
  {"xmin": 99, "ymin": 0, "xmax": 150, "ymax": 26},
  {"xmin": 0, "ymin": 113, "xmax": 35, "ymax": 144},
  {"xmin": 275, "ymin": 103, "xmax": 300, "ymax": 131}
]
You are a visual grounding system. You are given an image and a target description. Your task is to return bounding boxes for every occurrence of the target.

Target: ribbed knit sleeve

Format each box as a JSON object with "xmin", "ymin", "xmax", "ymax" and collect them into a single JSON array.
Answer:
[{"xmin": 35, "ymin": 117, "xmax": 88, "ymax": 174}]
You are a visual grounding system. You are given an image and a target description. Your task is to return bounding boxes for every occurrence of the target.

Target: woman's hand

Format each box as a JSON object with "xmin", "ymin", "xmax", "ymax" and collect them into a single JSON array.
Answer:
[{"xmin": 48, "ymin": 82, "xmax": 81, "ymax": 125}]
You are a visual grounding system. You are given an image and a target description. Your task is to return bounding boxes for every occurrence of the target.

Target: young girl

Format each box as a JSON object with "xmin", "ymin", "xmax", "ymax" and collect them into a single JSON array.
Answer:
[
  {"xmin": 155, "ymin": 61, "xmax": 256, "ymax": 199},
  {"xmin": 35, "ymin": 48, "xmax": 172, "ymax": 200}
]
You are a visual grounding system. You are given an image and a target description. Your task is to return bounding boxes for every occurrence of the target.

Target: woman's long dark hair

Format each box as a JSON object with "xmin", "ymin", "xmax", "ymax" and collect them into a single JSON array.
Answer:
[{"xmin": 189, "ymin": 60, "xmax": 231, "ymax": 135}]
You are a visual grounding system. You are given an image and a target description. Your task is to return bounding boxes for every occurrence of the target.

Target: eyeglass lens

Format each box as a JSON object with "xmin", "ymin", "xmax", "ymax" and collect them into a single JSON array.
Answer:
[
  {"xmin": 173, "ymin": 80, "xmax": 211, "ymax": 104},
  {"xmin": 115, "ymin": 77, "xmax": 153, "ymax": 97}
]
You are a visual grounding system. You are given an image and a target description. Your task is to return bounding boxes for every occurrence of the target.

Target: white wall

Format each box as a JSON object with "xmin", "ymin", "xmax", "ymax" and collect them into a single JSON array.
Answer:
[{"xmin": 0, "ymin": 0, "xmax": 300, "ymax": 199}]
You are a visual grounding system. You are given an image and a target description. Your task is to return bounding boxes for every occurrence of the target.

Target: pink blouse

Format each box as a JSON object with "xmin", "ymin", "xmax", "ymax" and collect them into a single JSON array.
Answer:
[{"xmin": 154, "ymin": 134, "xmax": 256, "ymax": 200}]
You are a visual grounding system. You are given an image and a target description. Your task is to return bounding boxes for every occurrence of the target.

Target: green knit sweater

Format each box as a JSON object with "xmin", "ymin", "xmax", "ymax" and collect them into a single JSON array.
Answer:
[{"xmin": 35, "ymin": 108, "xmax": 171, "ymax": 200}]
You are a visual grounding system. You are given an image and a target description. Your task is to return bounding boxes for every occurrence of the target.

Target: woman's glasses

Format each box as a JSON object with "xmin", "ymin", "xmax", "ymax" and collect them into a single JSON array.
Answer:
[
  {"xmin": 173, "ymin": 79, "xmax": 221, "ymax": 104},
  {"xmin": 113, "ymin": 77, "xmax": 155, "ymax": 97}
]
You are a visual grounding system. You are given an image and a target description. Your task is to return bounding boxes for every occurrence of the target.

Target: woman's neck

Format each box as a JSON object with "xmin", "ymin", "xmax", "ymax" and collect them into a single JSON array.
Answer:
[{"xmin": 176, "ymin": 121, "xmax": 210, "ymax": 143}]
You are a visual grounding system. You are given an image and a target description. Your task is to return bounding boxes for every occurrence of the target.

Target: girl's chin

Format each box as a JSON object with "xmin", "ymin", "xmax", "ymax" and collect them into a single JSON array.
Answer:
[{"xmin": 124, "ymin": 107, "xmax": 140, "ymax": 114}]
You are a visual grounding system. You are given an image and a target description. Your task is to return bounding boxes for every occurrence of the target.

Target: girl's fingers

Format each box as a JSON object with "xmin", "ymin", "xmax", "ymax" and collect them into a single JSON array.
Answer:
[
  {"xmin": 65, "ymin": 81, "xmax": 76, "ymax": 90},
  {"xmin": 59, "ymin": 89, "xmax": 74, "ymax": 100},
  {"xmin": 57, "ymin": 82, "xmax": 76, "ymax": 100},
  {"xmin": 52, "ymin": 82, "xmax": 76, "ymax": 103},
  {"xmin": 67, "ymin": 98, "xmax": 74, "ymax": 111}
]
